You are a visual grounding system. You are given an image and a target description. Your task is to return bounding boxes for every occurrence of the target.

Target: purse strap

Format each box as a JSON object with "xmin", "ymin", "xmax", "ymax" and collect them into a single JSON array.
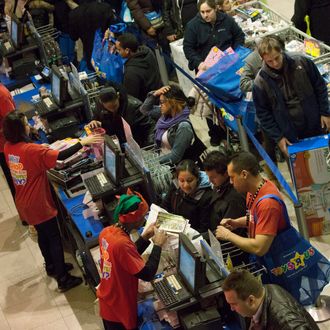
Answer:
[{"xmin": 254, "ymin": 194, "xmax": 291, "ymax": 228}]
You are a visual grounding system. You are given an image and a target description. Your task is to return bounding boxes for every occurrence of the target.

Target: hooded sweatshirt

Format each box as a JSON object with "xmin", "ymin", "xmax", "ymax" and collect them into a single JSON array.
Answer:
[
  {"xmin": 161, "ymin": 171, "xmax": 213, "ymax": 232},
  {"xmin": 123, "ymin": 46, "xmax": 162, "ymax": 102}
]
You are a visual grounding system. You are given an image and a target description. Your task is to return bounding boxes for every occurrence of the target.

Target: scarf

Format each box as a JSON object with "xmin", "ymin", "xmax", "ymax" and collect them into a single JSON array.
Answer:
[{"xmin": 155, "ymin": 106, "xmax": 190, "ymax": 145}]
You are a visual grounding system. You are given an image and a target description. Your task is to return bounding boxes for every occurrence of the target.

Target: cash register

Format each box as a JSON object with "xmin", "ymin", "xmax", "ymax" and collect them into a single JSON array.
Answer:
[
  {"xmin": 35, "ymin": 65, "xmax": 68, "ymax": 116},
  {"xmin": 84, "ymin": 134, "xmax": 142, "ymax": 201}
]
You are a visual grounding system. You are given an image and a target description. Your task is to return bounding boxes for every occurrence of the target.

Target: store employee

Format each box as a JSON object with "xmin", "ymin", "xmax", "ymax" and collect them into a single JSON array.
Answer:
[{"xmin": 97, "ymin": 190, "xmax": 167, "ymax": 330}]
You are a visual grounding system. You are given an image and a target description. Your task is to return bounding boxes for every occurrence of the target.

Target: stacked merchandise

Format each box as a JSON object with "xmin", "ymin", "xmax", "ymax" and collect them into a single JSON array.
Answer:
[{"xmin": 233, "ymin": 1, "xmax": 290, "ymax": 44}]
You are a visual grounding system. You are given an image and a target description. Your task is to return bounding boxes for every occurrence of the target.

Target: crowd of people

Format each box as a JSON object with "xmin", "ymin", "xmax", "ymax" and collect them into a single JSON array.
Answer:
[{"xmin": 1, "ymin": 0, "xmax": 330, "ymax": 329}]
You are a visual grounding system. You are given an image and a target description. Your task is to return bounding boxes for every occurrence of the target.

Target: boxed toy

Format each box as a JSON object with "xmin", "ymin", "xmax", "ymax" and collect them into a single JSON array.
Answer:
[{"xmin": 288, "ymin": 134, "xmax": 330, "ymax": 237}]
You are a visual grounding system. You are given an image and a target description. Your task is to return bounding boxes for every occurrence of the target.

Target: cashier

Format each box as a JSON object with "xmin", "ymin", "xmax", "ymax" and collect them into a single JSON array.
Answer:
[
  {"xmin": 97, "ymin": 190, "xmax": 167, "ymax": 330},
  {"xmin": 3, "ymin": 112, "xmax": 104, "ymax": 292}
]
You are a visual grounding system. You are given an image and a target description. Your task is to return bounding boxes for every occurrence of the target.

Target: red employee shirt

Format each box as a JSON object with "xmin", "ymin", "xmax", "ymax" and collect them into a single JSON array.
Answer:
[
  {"xmin": 0, "ymin": 84, "xmax": 15, "ymax": 152},
  {"xmin": 97, "ymin": 226, "xmax": 145, "ymax": 329},
  {"xmin": 4, "ymin": 142, "xmax": 59, "ymax": 225},
  {"xmin": 247, "ymin": 180, "xmax": 287, "ymax": 238}
]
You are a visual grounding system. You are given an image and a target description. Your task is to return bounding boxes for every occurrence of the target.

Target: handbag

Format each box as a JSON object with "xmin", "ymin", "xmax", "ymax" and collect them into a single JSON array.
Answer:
[
  {"xmin": 254, "ymin": 194, "xmax": 330, "ymax": 306},
  {"xmin": 144, "ymin": 11, "xmax": 164, "ymax": 30},
  {"xmin": 180, "ymin": 120, "xmax": 207, "ymax": 167}
]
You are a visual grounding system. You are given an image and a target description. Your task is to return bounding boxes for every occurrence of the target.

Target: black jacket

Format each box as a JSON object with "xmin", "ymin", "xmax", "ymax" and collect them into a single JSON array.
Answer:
[
  {"xmin": 162, "ymin": 0, "xmax": 198, "ymax": 37},
  {"xmin": 209, "ymin": 179, "xmax": 246, "ymax": 231},
  {"xmin": 68, "ymin": 2, "xmax": 115, "ymax": 70},
  {"xmin": 161, "ymin": 172, "xmax": 213, "ymax": 233},
  {"xmin": 252, "ymin": 284, "xmax": 319, "ymax": 330},
  {"xmin": 253, "ymin": 53, "xmax": 330, "ymax": 143},
  {"xmin": 292, "ymin": 0, "xmax": 330, "ymax": 45},
  {"xmin": 183, "ymin": 11, "xmax": 245, "ymax": 70},
  {"xmin": 95, "ymin": 85, "xmax": 154, "ymax": 147},
  {"xmin": 124, "ymin": 46, "xmax": 162, "ymax": 102}
]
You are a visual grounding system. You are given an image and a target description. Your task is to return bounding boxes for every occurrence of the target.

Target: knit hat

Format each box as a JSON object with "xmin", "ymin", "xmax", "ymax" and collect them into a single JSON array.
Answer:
[{"xmin": 113, "ymin": 189, "xmax": 149, "ymax": 224}]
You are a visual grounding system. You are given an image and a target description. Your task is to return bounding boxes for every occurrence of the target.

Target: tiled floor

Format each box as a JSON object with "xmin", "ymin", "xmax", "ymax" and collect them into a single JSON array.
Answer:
[{"xmin": 1, "ymin": 0, "xmax": 330, "ymax": 329}]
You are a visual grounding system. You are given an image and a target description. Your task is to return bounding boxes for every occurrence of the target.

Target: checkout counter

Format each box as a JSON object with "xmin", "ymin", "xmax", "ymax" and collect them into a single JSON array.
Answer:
[{"xmin": 6, "ymin": 28, "xmax": 258, "ymax": 328}]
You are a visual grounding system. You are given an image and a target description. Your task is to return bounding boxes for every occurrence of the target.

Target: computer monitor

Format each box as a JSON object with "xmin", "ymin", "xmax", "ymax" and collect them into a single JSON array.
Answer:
[
  {"xmin": 104, "ymin": 135, "xmax": 124, "ymax": 186},
  {"xmin": 10, "ymin": 14, "xmax": 23, "ymax": 49},
  {"xmin": 200, "ymin": 239, "xmax": 229, "ymax": 283},
  {"xmin": 177, "ymin": 233, "xmax": 205, "ymax": 295},
  {"xmin": 51, "ymin": 65, "xmax": 68, "ymax": 106}
]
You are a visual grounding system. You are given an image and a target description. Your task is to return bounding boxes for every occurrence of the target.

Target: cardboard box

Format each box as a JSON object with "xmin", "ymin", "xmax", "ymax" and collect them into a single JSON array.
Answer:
[{"xmin": 288, "ymin": 134, "xmax": 330, "ymax": 237}]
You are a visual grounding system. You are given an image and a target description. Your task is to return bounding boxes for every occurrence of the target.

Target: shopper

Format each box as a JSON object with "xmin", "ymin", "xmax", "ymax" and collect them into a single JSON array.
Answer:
[
  {"xmin": 68, "ymin": 1, "xmax": 115, "ymax": 71},
  {"xmin": 162, "ymin": 0, "xmax": 198, "ymax": 42},
  {"xmin": 3, "ymin": 112, "xmax": 104, "ymax": 292},
  {"xmin": 140, "ymin": 84, "xmax": 206, "ymax": 165},
  {"xmin": 116, "ymin": 33, "xmax": 162, "ymax": 102},
  {"xmin": 253, "ymin": 35, "xmax": 330, "ymax": 158},
  {"xmin": 183, "ymin": 0, "xmax": 245, "ymax": 146},
  {"xmin": 203, "ymin": 151, "xmax": 245, "ymax": 231},
  {"xmin": 0, "ymin": 80, "xmax": 15, "ymax": 198},
  {"xmin": 86, "ymin": 83, "xmax": 155, "ymax": 148},
  {"xmin": 292, "ymin": 0, "xmax": 330, "ymax": 46},
  {"xmin": 183, "ymin": 0, "xmax": 245, "ymax": 72},
  {"xmin": 162, "ymin": 159, "xmax": 213, "ymax": 232},
  {"xmin": 216, "ymin": 0, "xmax": 232, "ymax": 13},
  {"xmin": 97, "ymin": 190, "xmax": 167, "ymax": 330},
  {"xmin": 223, "ymin": 269, "xmax": 319, "ymax": 330},
  {"xmin": 126, "ymin": 0, "xmax": 163, "ymax": 38}
]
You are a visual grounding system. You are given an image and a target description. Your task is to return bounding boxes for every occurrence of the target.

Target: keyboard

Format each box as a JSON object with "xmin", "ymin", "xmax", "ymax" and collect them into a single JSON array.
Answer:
[
  {"xmin": 153, "ymin": 275, "xmax": 191, "ymax": 307},
  {"xmin": 35, "ymin": 97, "xmax": 59, "ymax": 116},
  {"xmin": 84, "ymin": 172, "xmax": 115, "ymax": 198}
]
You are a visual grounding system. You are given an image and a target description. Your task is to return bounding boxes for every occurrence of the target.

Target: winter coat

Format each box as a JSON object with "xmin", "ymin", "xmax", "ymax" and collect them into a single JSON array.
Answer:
[
  {"xmin": 161, "ymin": 171, "xmax": 213, "ymax": 232},
  {"xmin": 252, "ymin": 284, "xmax": 319, "ymax": 330},
  {"xmin": 162, "ymin": 0, "xmax": 198, "ymax": 37},
  {"xmin": 292, "ymin": 0, "xmax": 330, "ymax": 45},
  {"xmin": 183, "ymin": 11, "xmax": 245, "ymax": 70},
  {"xmin": 68, "ymin": 2, "xmax": 115, "ymax": 70},
  {"xmin": 123, "ymin": 46, "xmax": 162, "ymax": 102},
  {"xmin": 253, "ymin": 53, "xmax": 330, "ymax": 143},
  {"xmin": 209, "ymin": 179, "xmax": 246, "ymax": 231},
  {"xmin": 95, "ymin": 84, "xmax": 154, "ymax": 148},
  {"xmin": 126, "ymin": 0, "xmax": 162, "ymax": 31},
  {"xmin": 140, "ymin": 93, "xmax": 195, "ymax": 164}
]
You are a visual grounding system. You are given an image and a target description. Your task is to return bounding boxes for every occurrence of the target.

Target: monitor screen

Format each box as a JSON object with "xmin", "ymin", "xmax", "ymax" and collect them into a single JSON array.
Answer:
[
  {"xmin": 11, "ymin": 19, "xmax": 18, "ymax": 47},
  {"xmin": 179, "ymin": 242, "xmax": 196, "ymax": 291},
  {"xmin": 104, "ymin": 144, "xmax": 117, "ymax": 183},
  {"xmin": 51, "ymin": 72, "xmax": 61, "ymax": 105}
]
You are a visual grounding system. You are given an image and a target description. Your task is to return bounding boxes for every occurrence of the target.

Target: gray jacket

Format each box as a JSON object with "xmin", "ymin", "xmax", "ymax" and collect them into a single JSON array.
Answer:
[
  {"xmin": 140, "ymin": 93, "xmax": 194, "ymax": 164},
  {"xmin": 240, "ymin": 49, "xmax": 262, "ymax": 93}
]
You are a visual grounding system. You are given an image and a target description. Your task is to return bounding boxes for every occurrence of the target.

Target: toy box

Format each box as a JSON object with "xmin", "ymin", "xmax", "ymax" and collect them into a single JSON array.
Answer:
[{"xmin": 288, "ymin": 134, "xmax": 330, "ymax": 237}]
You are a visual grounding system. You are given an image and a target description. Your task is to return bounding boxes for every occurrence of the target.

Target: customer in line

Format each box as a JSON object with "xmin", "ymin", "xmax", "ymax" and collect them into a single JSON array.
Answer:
[
  {"xmin": 223, "ymin": 269, "xmax": 319, "ymax": 330},
  {"xmin": 97, "ymin": 190, "xmax": 167, "ymax": 330},
  {"xmin": 140, "ymin": 84, "xmax": 206, "ymax": 165},
  {"xmin": 183, "ymin": 0, "xmax": 245, "ymax": 146},
  {"xmin": 116, "ymin": 33, "xmax": 162, "ymax": 102},
  {"xmin": 162, "ymin": 159, "xmax": 213, "ymax": 232},
  {"xmin": 3, "ymin": 112, "xmax": 104, "ymax": 292},
  {"xmin": 253, "ymin": 35, "xmax": 330, "ymax": 158},
  {"xmin": 86, "ymin": 83, "xmax": 155, "ymax": 148}
]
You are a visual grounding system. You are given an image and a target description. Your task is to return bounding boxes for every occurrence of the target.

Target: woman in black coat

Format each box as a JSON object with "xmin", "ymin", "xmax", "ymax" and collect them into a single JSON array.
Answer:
[{"xmin": 161, "ymin": 159, "xmax": 213, "ymax": 233}]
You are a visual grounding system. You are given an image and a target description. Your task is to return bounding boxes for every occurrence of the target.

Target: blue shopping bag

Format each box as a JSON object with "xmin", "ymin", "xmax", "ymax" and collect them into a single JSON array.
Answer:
[
  {"xmin": 197, "ymin": 46, "xmax": 251, "ymax": 102},
  {"xmin": 91, "ymin": 29, "xmax": 125, "ymax": 83},
  {"xmin": 91, "ymin": 29, "xmax": 104, "ymax": 71},
  {"xmin": 255, "ymin": 194, "xmax": 330, "ymax": 306}
]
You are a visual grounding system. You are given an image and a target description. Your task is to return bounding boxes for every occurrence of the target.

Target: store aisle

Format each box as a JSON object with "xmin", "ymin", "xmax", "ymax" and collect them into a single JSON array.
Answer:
[{"xmin": 0, "ymin": 171, "xmax": 103, "ymax": 329}]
